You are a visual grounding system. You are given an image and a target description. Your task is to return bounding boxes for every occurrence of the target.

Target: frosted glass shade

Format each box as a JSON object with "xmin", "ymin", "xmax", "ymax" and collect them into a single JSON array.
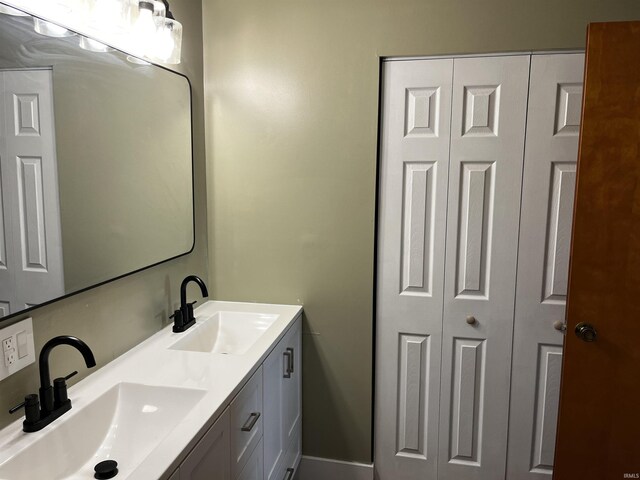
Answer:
[
  {"xmin": 33, "ymin": 17, "xmax": 76, "ymax": 37},
  {"xmin": 152, "ymin": 17, "xmax": 181, "ymax": 64},
  {"xmin": 79, "ymin": 35, "xmax": 114, "ymax": 52}
]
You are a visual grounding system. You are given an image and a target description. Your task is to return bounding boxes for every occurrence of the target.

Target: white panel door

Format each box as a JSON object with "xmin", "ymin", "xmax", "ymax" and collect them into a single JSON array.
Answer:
[
  {"xmin": 0, "ymin": 69, "xmax": 64, "ymax": 315},
  {"xmin": 375, "ymin": 58, "xmax": 453, "ymax": 480},
  {"xmin": 0, "ymin": 72, "xmax": 10, "ymax": 315},
  {"xmin": 506, "ymin": 53, "xmax": 584, "ymax": 480},
  {"xmin": 438, "ymin": 55, "xmax": 530, "ymax": 480}
]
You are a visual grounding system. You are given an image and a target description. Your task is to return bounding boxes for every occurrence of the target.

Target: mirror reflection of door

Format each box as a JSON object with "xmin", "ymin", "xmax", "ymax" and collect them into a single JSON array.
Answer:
[{"xmin": 0, "ymin": 68, "xmax": 64, "ymax": 317}]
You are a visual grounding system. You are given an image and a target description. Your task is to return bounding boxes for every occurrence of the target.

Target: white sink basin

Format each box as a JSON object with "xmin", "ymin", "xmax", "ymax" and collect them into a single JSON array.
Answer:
[
  {"xmin": 0, "ymin": 382, "xmax": 206, "ymax": 480},
  {"xmin": 169, "ymin": 311, "xmax": 279, "ymax": 354}
]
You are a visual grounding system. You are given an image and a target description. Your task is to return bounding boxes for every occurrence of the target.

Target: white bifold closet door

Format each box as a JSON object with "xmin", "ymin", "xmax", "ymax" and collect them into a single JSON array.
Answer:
[
  {"xmin": 506, "ymin": 53, "xmax": 584, "ymax": 480},
  {"xmin": 0, "ymin": 69, "xmax": 64, "ymax": 316},
  {"xmin": 375, "ymin": 58, "xmax": 453, "ymax": 480},
  {"xmin": 375, "ymin": 52, "xmax": 583, "ymax": 480},
  {"xmin": 438, "ymin": 55, "xmax": 529, "ymax": 480}
]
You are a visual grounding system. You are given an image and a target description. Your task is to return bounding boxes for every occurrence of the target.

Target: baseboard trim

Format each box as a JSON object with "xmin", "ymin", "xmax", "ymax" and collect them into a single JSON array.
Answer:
[{"xmin": 296, "ymin": 455, "xmax": 374, "ymax": 480}]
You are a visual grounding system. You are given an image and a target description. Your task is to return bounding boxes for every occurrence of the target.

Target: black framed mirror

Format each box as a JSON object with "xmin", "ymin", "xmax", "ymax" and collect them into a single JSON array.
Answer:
[{"xmin": 0, "ymin": 2, "xmax": 194, "ymax": 323}]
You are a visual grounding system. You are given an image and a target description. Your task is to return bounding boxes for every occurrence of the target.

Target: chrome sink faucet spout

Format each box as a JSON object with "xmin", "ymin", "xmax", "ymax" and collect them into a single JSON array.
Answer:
[
  {"xmin": 171, "ymin": 275, "xmax": 209, "ymax": 333},
  {"xmin": 9, "ymin": 335, "xmax": 96, "ymax": 432}
]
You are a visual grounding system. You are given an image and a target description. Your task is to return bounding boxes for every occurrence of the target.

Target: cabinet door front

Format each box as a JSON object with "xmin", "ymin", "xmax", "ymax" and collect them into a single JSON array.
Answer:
[
  {"xmin": 180, "ymin": 409, "xmax": 231, "ymax": 480},
  {"xmin": 264, "ymin": 318, "xmax": 301, "ymax": 480},
  {"xmin": 282, "ymin": 320, "xmax": 301, "ymax": 447}
]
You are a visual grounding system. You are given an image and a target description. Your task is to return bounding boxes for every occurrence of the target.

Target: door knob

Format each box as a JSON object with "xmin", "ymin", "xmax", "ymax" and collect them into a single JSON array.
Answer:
[
  {"xmin": 575, "ymin": 322, "xmax": 597, "ymax": 342},
  {"xmin": 553, "ymin": 320, "xmax": 567, "ymax": 333}
]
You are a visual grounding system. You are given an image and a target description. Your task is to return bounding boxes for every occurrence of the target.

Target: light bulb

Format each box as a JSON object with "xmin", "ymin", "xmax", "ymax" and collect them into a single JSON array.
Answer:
[
  {"xmin": 153, "ymin": 21, "xmax": 173, "ymax": 61},
  {"xmin": 152, "ymin": 17, "xmax": 181, "ymax": 64},
  {"xmin": 130, "ymin": 1, "xmax": 156, "ymax": 57}
]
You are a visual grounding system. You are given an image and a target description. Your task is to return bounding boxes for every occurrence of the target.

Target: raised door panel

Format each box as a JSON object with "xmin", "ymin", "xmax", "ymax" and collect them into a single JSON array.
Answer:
[
  {"xmin": 439, "ymin": 55, "xmax": 530, "ymax": 480},
  {"xmin": 180, "ymin": 409, "xmax": 231, "ymax": 480},
  {"xmin": 375, "ymin": 58, "xmax": 453, "ymax": 480},
  {"xmin": 0, "ymin": 73, "xmax": 12, "ymax": 314},
  {"xmin": 1, "ymin": 69, "xmax": 64, "ymax": 313},
  {"xmin": 507, "ymin": 53, "xmax": 584, "ymax": 480}
]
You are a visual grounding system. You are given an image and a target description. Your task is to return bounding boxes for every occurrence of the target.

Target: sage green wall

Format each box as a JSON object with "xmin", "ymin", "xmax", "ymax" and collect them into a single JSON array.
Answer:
[
  {"xmin": 0, "ymin": 0, "xmax": 207, "ymax": 430},
  {"xmin": 202, "ymin": 0, "xmax": 640, "ymax": 463}
]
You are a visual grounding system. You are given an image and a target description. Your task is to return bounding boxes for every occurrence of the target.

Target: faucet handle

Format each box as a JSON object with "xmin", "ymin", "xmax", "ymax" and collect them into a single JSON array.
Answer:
[
  {"xmin": 9, "ymin": 394, "xmax": 40, "ymax": 423},
  {"xmin": 53, "ymin": 371, "xmax": 78, "ymax": 408}
]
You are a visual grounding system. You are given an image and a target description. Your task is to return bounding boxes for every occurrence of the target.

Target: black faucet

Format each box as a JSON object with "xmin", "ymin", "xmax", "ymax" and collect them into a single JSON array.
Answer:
[
  {"xmin": 171, "ymin": 275, "xmax": 209, "ymax": 333},
  {"xmin": 9, "ymin": 336, "xmax": 96, "ymax": 432}
]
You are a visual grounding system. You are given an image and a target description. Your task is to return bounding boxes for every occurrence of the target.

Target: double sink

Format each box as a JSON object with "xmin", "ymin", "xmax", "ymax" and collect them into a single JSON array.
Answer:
[{"xmin": 0, "ymin": 304, "xmax": 297, "ymax": 479}]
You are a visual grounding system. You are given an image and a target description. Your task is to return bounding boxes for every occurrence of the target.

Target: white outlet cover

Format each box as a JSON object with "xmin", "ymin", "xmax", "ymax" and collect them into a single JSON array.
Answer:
[{"xmin": 0, "ymin": 317, "xmax": 35, "ymax": 381}]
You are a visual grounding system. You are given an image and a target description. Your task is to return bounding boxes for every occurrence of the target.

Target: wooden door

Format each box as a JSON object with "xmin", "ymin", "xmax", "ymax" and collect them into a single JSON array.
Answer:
[
  {"xmin": 554, "ymin": 21, "xmax": 640, "ymax": 480},
  {"xmin": 438, "ymin": 55, "xmax": 529, "ymax": 480},
  {"xmin": 375, "ymin": 58, "xmax": 453, "ymax": 480},
  {"xmin": 507, "ymin": 53, "xmax": 584, "ymax": 480}
]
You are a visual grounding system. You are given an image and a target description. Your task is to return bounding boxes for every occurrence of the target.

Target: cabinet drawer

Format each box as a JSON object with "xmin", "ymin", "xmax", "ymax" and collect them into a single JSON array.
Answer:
[
  {"xmin": 283, "ymin": 427, "xmax": 301, "ymax": 478},
  {"xmin": 230, "ymin": 367, "xmax": 263, "ymax": 479},
  {"xmin": 274, "ymin": 427, "xmax": 301, "ymax": 480},
  {"xmin": 237, "ymin": 438, "xmax": 263, "ymax": 480}
]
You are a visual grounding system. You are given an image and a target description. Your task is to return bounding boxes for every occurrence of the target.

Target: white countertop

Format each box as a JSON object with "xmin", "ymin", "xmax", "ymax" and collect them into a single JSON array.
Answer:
[{"xmin": 0, "ymin": 300, "xmax": 303, "ymax": 479}]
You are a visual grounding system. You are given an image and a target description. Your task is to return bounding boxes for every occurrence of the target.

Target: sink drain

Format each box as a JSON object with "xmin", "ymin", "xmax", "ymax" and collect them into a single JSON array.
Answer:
[{"xmin": 94, "ymin": 460, "xmax": 118, "ymax": 479}]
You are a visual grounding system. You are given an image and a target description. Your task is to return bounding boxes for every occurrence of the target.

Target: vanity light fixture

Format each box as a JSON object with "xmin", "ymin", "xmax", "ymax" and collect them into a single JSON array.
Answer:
[{"xmin": 0, "ymin": 0, "xmax": 183, "ymax": 64}]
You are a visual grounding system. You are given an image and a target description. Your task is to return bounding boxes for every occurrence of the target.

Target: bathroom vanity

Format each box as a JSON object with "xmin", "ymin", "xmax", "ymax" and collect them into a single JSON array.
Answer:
[{"xmin": 0, "ymin": 301, "xmax": 302, "ymax": 480}]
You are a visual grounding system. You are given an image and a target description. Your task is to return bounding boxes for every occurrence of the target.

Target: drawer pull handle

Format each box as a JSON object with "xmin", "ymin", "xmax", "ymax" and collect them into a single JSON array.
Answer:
[
  {"xmin": 241, "ymin": 412, "xmax": 261, "ymax": 432},
  {"xmin": 286, "ymin": 347, "xmax": 295, "ymax": 373},
  {"xmin": 283, "ymin": 351, "xmax": 292, "ymax": 378},
  {"xmin": 284, "ymin": 467, "xmax": 294, "ymax": 480}
]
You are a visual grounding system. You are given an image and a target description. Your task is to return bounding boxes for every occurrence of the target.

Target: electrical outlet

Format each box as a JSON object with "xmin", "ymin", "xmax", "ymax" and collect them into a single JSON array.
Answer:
[
  {"xmin": 0, "ymin": 318, "xmax": 34, "ymax": 380},
  {"xmin": 4, "ymin": 350, "xmax": 15, "ymax": 367}
]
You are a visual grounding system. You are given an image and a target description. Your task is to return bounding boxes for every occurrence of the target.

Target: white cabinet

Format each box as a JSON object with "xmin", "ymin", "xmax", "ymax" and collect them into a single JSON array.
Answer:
[
  {"xmin": 376, "ymin": 53, "xmax": 583, "ymax": 480},
  {"xmin": 263, "ymin": 319, "xmax": 302, "ymax": 480},
  {"xmin": 180, "ymin": 409, "xmax": 231, "ymax": 480},
  {"xmin": 175, "ymin": 317, "xmax": 302, "ymax": 480},
  {"xmin": 230, "ymin": 368, "xmax": 264, "ymax": 479},
  {"xmin": 237, "ymin": 439, "xmax": 264, "ymax": 480}
]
